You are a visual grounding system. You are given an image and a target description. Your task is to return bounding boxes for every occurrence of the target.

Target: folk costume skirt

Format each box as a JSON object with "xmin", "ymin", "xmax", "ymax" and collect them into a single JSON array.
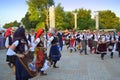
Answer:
[{"xmin": 97, "ymin": 43, "xmax": 107, "ymax": 53}]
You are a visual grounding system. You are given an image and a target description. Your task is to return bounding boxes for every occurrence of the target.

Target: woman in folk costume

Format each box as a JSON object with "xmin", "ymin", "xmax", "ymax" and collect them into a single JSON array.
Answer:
[
  {"xmin": 34, "ymin": 28, "xmax": 49, "ymax": 76},
  {"xmin": 6, "ymin": 27, "xmax": 34, "ymax": 80},
  {"xmin": 97, "ymin": 30, "xmax": 107, "ymax": 60},
  {"xmin": 87, "ymin": 31, "xmax": 94, "ymax": 53},
  {"xmin": 49, "ymin": 29, "xmax": 61, "ymax": 68},
  {"xmin": 108, "ymin": 31, "xmax": 117, "ymax": 58},
  {"xmin": 69, "ymin": 31, "xmax": 76, "ymax": 53}
]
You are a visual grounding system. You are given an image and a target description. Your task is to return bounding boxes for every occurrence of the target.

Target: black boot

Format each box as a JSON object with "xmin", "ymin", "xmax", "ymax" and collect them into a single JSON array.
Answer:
[
  {"xmin": 101, "ymin": 53, "xmax": 104, "ymax": 60},
  {"xmin": 53, "ymin": 61, "xmax": 59, "ymax": 68},
  {"xmin": 40, "ymin": 71, "xmax": 47, "ymax": 76},
  {"xmin": 70, "ymin": 49, "xmax": 72, "ymax": 53},
  {"xmin": 111, "ymin": 52, "xmax": 113, "ymax": 58}
]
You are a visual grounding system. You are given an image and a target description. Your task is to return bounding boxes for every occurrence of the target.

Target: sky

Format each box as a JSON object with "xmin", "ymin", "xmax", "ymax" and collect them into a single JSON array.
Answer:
[{"xmin": 0, "ymin": 0, "xmax": 120, "ymax": 27}]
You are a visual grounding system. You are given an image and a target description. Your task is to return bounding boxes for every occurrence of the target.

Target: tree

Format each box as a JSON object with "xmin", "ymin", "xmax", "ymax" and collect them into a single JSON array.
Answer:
[
  {"xmin": 99, "ymin": 10, "xmax": 119, "ymax": 29},
  {"xmin": 55, "ymin": 3, "xmax": 66, "ymax": 30},
  {"xmin": 64, "ymin": 11, "xmax": 74, "ymax": 29},
  {"xmin": 26, "ymin": 0, "xmax": 54, "ymax": 29},
  {"xmin": 76, "ymin": 8, "xmax": 94, "ymax": 30},
  {"xmin": 3, "ymin": 20, "xmax": 20, "ymax": 29},
  {"xmin": 21, "ymin": 12, "xmax": 38, "ymax": 30}
]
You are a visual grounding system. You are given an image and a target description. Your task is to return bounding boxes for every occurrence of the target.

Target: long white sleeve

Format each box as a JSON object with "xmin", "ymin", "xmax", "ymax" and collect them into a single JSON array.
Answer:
[
  {"xmin": 5, "ymin": 37, "xmax": 9, "ymax": 48},
  {"xmin": 29, "ymin": 38, "xmax": 40, "ymax": 52},
  {"xmin": 6, "ymin": 40, "xmax": 19, "ymax": 55}
]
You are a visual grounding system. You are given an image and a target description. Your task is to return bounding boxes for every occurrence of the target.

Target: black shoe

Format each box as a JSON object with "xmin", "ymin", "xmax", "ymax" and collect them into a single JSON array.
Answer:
[
  {"xmin": 101, "ymin": 57, "xmax": 104, "ymax": 60},
  {"xmin": 85, "ymin": 53, "xmax": 88, "ymax": 55},
  {"xmin": 70, "ymin": 49, "xmax": 72, "ymax": 53},
  {"xmin": 40, "ymin": 71, "xmax": 47, "ymax": 76},
  {"xmin": 111, "ymin": 56, "xmax": 113, "ymax": 59},
  {"xmin": 53, "ymin": 66, "xmax": 59, "ymax": 68},
  {"xmin": 75, "ymin": 49, "xmax": 76, "ymax": 52},
  {"xmin": 8, "ymin": 63, "xmax": 13, "ymax": 68}
]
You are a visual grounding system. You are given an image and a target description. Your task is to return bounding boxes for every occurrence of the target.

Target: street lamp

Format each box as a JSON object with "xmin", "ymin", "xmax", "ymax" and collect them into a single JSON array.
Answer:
[
  {"xmin": 94, "ymin": 11, "xmax": 100, "ymax": 30},
  {"xmin": 73, "ymin": 12, "xmax": 77, "ymax": 29}
]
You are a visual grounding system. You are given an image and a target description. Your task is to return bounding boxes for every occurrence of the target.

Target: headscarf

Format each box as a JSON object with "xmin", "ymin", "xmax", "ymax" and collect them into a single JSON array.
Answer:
[
  {"xmin": 13, "ymin": 27, "xmax": 27, "ymax": 45},
  {"xmin": 35, "ymin": 28, "xmax": 44, "ymax": 40}
]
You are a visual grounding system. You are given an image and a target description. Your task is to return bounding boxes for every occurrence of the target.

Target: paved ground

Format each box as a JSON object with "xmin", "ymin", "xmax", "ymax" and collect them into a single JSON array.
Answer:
[{"xmin": 0, "ymin": 46, "xmax": 120, "ymax": 80}]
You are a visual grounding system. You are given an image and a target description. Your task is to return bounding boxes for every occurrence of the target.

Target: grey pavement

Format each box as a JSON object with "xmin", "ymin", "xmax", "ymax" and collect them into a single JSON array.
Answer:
[{"xmin": 0, "ymin": 46, "xmax": 120, "ymax": 80}]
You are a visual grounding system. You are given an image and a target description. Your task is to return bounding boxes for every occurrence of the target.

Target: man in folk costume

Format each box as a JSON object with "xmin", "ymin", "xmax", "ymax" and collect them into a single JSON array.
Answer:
[
  {"xmin": 116, "ymin": 32, "xmax": 120, "ymax": 57},
  {"xmin": 65, "ymin": 31, "xmax": 71, "ymax": 49},
  {"xmin": 26, "ymin": 29, "xmax": 35, "ymax": 43},
  {"xmin": 108, "ymin": 31, "xmax": 117, "ymax": 58},
  {"xmin": 5, "ymin": 28, "xmax": 16, "ymax": 72},
  {"xmin": 64, "ymin": 29, "xmax": 70, "ymax": 46},
  {"xmin": 6, "ymin": 27, "xmax": 35, "ymax": 80},
  {"xmin": 97, "ymin": 30, "xmax": 107, "ymax": 60},
  {"xmin": 92, "ymin": 31, "xmax": 100, "ymax": 54},
  {"xmin": 105, "ymin": 31, "xmax": 111, "ymax": 48},
  {"xmin": 57, "ymin": 30, "xmax": 63, "ymax": 51},
  {"xmin": 80, "ymin": 31, "xmax": 88, "ymax": 55},
  {"xmin": 75, "ymin": 31, "xmax": 81, "ymax": 50},
  {"xmin": 27, "ymin": 29, "xmax": 36, "ymax": 60}
]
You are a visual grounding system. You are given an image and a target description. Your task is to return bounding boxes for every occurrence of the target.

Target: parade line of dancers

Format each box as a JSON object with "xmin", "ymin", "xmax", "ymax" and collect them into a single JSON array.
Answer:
[{"xmin": 3, "ymin": 27, "xmax": 120, "ymax": 80}]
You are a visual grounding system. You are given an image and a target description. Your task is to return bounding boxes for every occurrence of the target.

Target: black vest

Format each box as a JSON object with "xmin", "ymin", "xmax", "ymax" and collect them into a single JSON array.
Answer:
[
  {"xmin": 14, "ymin": 40, "xmax": 26, "ymax": 54},
  {"xmin": 8, "ymin": 36, "xmax": 13, "ymax": 45}
]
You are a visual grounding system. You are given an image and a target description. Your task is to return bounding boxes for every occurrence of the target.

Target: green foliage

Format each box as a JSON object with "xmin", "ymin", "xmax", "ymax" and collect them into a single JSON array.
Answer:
[
  {"xmin": 76, "ymin": 8, "xmax": 93, "ymax": 30},
  {"xmin": 2, "ymin": 1, "xmax": 120, "ymax": 31},
  {"xmin": 55, "ymin": 3, "xmax": 66, "ymax": 30},
  {"xmin": 36, "ymin": 22, "xmax": 45, "ymax": 30},
  {"xmin": 64, "ymin": 12, "xmax": 74, "ymax": 29},
  {"xmin": 26, "ymin": 0, "xmax": 54, "ymax": 26},
  {"xmin": 21, "ymin": 12, "xmax": 39, "ymax": 30},
  {"xmin": 3, "ymin": 20, "xmax": 20, "ymax": 29},
  {"xmin": 99, "ymin": 10, "xmax": 119, "ymax": 29}
]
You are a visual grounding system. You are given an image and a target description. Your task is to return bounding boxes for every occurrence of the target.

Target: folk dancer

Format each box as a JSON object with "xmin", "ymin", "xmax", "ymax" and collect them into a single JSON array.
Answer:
[
  {"xmin": 30, "ymin": 28, "xmax": 49, "ymax": 76},
  {"xmin": 80, "ymin": 31, "xmax": 88, "ymax": 55},
  {"xmin": 75, "ymin": 32, "xmax": 81, "ymax": 50},
  {"xmin": 108, "ymin": 31, "xmax": 117, "ymax": 58},
  {"xmin": 28, "ymin": 29, "xmax": 36, "ymax": 60},
  {"xmin": 49, "ymin": 31, "xmax": 61, "ymax": 68},
  {"xmin": 97, "ymin": 31, "xmax": 107, "ymax": 60},
  {"xmin": 69, "ymin": 31, "xmax": 76, "ymax": 53},
  {"xmin": 92, "ymin": 31, "xmax": 100, "ymax": 54},
  {"xmin": 5, "ymin": 28, "xmax": 16, "ymax": 73},
  {"xmin": 6, "ymin": 27, "xmax": 34, "ymax": 80},
  {"xmin": 87, "ymin": 31, "xmax": 94, "ymax": 53},
  {"xmin": 116, "ymin": 32, "xmax": 120, "ymax": 57},
  {"xmin": 57, "ymin": 30, "xmax": 63, "ymax": 51}
]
